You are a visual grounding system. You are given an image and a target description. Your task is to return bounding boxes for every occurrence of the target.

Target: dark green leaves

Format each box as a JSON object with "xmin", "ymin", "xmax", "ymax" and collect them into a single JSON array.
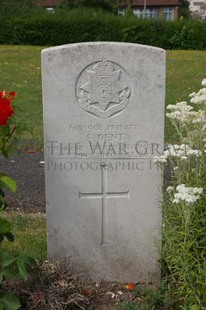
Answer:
[
  {"xmin": 0, "ymin": 294, "xmax": 21, "ymax": 310},
  {"xmin": 0, "ymin": 175, "xmax": 16, "ymax": 194},
  {"xmin": 0, "ymin": 251, "xmax": 36, "ymax": 281}
]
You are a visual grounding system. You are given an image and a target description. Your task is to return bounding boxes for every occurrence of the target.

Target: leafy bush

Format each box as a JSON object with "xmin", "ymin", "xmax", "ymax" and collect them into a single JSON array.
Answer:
[{"xmin": 0, "ymin": 7, "xmax": 206, "ymax": 49}]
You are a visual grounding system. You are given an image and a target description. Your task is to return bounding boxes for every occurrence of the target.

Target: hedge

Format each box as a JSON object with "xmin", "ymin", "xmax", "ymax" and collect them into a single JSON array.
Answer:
[{"xmin": 0, "ymin": 8, "xmax": 206, "ymax": 49}]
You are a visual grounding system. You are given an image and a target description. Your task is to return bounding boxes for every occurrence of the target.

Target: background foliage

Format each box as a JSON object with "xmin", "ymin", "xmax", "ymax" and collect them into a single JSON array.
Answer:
[{"xmin": 0, "ymin": 6, "xmax": 205, "ymax": 49}]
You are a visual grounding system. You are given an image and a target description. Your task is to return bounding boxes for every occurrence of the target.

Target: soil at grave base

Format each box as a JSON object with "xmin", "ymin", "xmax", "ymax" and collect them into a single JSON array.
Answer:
[
  {"xmin": 82, "ymin": 282, "xmax": 168, "ymax": 310},
  {"xmin": 81, "ymin": 282, "xmax": 139, "ymax": 310},
  {"xmin": 4, "ymin": 278, "xmax": 151, "ymax": 309}
]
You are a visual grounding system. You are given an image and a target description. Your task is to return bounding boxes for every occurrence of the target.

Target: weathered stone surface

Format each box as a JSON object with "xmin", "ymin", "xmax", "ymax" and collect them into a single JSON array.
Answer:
[{"xmin": 42, "ymin": 42, "xmax": 165, "ymax": 284}]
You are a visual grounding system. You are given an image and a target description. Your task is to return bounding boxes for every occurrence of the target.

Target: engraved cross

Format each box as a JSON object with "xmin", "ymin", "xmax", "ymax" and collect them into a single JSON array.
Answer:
[{"xmin": 79, "ymin": 165, "xmax": 129, "ymax": 246}]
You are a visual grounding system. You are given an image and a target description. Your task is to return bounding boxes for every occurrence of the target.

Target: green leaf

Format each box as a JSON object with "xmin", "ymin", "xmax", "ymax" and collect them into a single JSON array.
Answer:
[
  {"xmin": 0, "ymin": 196, "xmax": 7, "ymax": 211},
  {"xmin": 1, "ymin": 149, "xmax": 8, "ymax": 158},
  {"xmin": 2, "ymin": 201, "xmax": 8, "ymax": 211},
  {"xmin": 0, "ymin": 189, "xmax": 5, "ymax": 198},
  {"xmin": 0, "ymin": 219, "xmax": 11, "ymax": 234},
  {"xmin": 203, "ymin": 290, "xmax": 206, "ymax": 302},
  {"xmin": 1, "ymin": 269, "xmax": 17, "ymax": 281},
  {"xmin": 0, "ymin": 294, "xmax": 21, "ymax": 310},
  {"xmin": 0, "ymin": 253, "xmax": 36, "ymax": 281},
  {"xmin": 0, "ymin": 252, "xmax": 17, "ymax": 268},
  {"xmin": 15, "ymin": 255, "xmax": 36, "ymax": 280},
  {"xmin": 4, "ymin": 232, "xmax": 14, "ymax": 242},
  {"xmin": 0, "ymin": 175, "xmax": 16, "ymax": 193},
  {"xmin": 2, "ymin": 124, "xmax": 10, "ymax": 136},
  {"xmin": 0, "ymin": 274, "xmax": 3, "ymax": 284},
  {"xmin": 0, "ymin": 200, "xmax": 4, "ymax": 210}
]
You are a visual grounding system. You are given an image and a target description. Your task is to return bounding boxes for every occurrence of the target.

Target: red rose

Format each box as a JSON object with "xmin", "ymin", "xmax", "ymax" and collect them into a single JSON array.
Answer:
[{"xmin": 0, "ymin": 91, "xmax": 15, "ymax": 126}]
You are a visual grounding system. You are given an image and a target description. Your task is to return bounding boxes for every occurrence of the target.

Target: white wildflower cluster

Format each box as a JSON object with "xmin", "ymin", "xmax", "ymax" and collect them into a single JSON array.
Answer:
[
  {"xmin": 171, "ymin": 184, "xmax": 203, "ymax": 205},
  {"xmin": 189, "ymin": 79, "xmax": 206, "ymax": 105},
  {"xmin": 153, "ymin": 154, "xmax": 167, "ymax": 163},
  {"xmin": 153, "ymin": 144, "xmax": 202, "ymax": 163},
  {"xmin": 166, "ymin": 101, "xmax": 193, "ymax": 121},
  {"xmin": 166, "ymin": 101, "xmax": 206, "ymax": 124},
  {"xmin": 166, "ymin": 186, "xmax": 174, "ymax": 194},
  {"xmin": 202, "ymin": 79, "xmax": 206, "ymax": 86},
  {"xmin": 191, "ymin": 110, "xmax": 206, "ymax": 124}
]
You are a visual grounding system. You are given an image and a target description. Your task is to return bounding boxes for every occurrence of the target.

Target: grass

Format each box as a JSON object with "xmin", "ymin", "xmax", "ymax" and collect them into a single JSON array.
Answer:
[
  {"xmin": 166, "ymin": 50, "xmax": 206, "ymax": 141},
  {"xmin": 0, "ymin": 45, "xmax": 43, "ymax": 141},
  {"xmin": 1, "ymin": 46, "xmax": 206, "ymax": 143},
  {"xmin": 2, "ymin": 213, "xmax": 47, "ymax": 261}
]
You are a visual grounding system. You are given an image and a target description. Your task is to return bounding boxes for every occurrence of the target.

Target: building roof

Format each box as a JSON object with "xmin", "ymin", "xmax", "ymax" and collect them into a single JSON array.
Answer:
[
  {"xmin": 120, "ymin": 0, "xmax": 179, "ymax": 6},
  {"xmin": 37, "ymin": 0, "xmax": 179, "ymax": 7}
]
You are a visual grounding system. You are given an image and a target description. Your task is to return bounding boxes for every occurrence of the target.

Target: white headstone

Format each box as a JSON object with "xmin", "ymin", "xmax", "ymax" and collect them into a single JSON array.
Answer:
[{"xmin": 42, "ymin": 42, "xmax": 165, "ymax": 284}]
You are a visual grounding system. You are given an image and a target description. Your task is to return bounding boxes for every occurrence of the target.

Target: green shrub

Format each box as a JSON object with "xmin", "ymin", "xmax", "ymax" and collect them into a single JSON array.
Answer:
[
  {"xmin": 0, "ymin": 7, "xmax": 206, "ymax": 49},
  {"xmin": 169, "ymin": 20, "xmax": 206, "ymax": 49}
]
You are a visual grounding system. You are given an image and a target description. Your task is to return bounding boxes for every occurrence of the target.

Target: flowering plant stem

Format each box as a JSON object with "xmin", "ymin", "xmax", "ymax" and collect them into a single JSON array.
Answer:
[
  {"xmin": 0, "ymin": 90, "xmax": 35, "ymax": 310},
  {"xmin": 1, "ymin": 125, "xmax": 16, "ymax": 152},
  {"xmin": 160, "ymin": 79, "xmax": 206, "ymax": 308}
]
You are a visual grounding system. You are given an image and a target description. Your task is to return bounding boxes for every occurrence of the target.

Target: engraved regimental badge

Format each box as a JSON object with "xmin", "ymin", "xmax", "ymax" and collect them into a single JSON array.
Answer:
[{"xmin": 76, "ymin": 60, "xmax": 132, "ymax": 118}]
